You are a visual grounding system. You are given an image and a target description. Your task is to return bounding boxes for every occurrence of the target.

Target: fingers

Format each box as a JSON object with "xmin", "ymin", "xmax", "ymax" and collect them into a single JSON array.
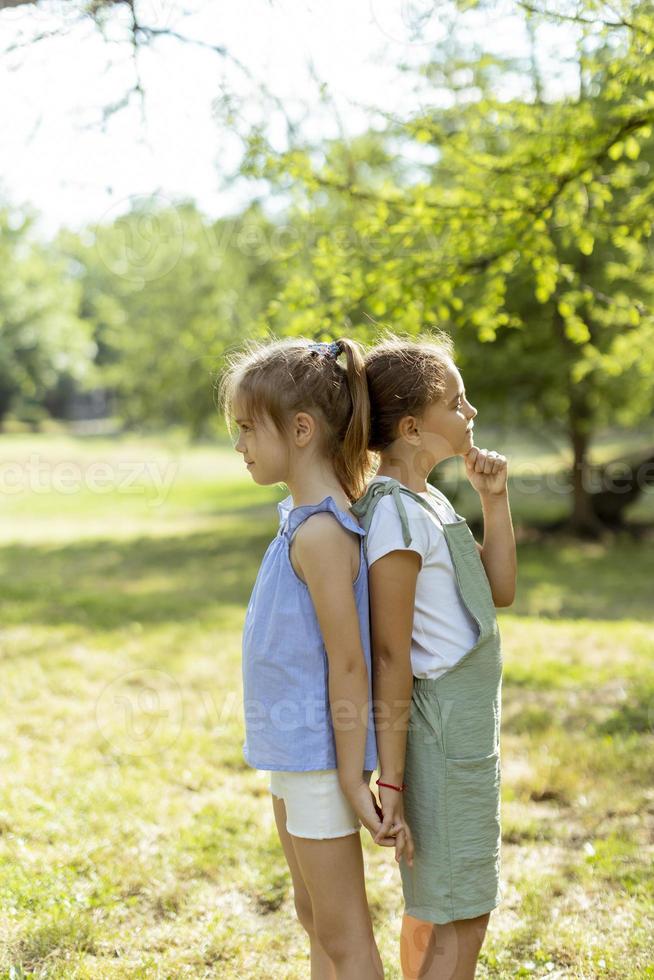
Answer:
[
  {"xmin": 372, "ymin": 826, "xmax": 402, "ymax": 847},
  {"xmin": 466, "ymin": 447, "xmax": 507, "ymax": 476},
  {"xmin": 373, "ymin": 818, "xmax": 392, "ymax": 844},
  {"xmin": 374, "ymin": 816, "xmax": 401, "ymax": 844},
  {"xmin": 373, "ymin": 815, "xmax": 414, "ymax": 865},
  {"xmin": 464, "ymin": 446, "xmax": 478, "ymax": 468},
  {"xmin": 393, "ymin": 822, "xmax": 415, "ymax": 866},
  {"xmin": 376, "ymin": 834, "xmax": 401, "ymax": 847},
  {"xmin": 478, "ymin": 450, "xmax": 496, "ymax": 475},
  {"xmin": 404, "ymin": 823, "xmax": 415, "ymax": 866}
]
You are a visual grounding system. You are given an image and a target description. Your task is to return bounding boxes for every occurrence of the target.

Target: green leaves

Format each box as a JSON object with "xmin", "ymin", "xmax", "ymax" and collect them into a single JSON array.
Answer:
[
  {"xmin": 0, "ymin": 209, "xmax": 93, "ymax": 422},
  {"xmin": 226, "ymin": 2, "xmax": 654, "ymax": 493},
  {"xmin": 55, "ymin": 202, "xmax": 284, "ymax": 436},
  {"xmin": 4, "ymin": 0, "xmax": 654, "ymax": 478}
]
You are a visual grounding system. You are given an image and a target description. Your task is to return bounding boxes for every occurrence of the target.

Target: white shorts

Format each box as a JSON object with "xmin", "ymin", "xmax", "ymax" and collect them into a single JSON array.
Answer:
[{"xmin": 270, "ymin": 768, "xmax": 374, "ymax": 839}]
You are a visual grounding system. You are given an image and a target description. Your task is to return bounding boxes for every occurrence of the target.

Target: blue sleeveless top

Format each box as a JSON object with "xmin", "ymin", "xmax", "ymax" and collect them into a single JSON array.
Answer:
[{"xmin": 242, "ymin": 494, "xmax": 378, "ymax": 772}]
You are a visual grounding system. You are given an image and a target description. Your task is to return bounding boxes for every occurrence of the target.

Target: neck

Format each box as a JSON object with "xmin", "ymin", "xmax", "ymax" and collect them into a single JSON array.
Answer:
[
  {"xmin": 375, "ymin": 452, "xmax": 444, "ymax": 493},
  {"xmin": 286, "ymin": 459, "xmax": 350, "ymax": 510}
]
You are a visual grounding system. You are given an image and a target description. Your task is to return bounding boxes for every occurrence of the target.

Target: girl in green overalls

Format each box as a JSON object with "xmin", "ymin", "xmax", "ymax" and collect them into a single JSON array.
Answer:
[{"xmin": 352, "ymin": 331, "xmax": 517, "ymax": 979}]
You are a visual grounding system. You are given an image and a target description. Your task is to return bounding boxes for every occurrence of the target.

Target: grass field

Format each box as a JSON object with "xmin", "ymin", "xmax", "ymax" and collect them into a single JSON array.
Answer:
[{"xmin": 0, "ymin": 431, "xmax": 652, "ymax": 978}]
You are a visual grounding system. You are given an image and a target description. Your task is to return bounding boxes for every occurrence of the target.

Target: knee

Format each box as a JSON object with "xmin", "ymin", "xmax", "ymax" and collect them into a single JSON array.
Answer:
[
  {"xmin": 314, "ymin": 922, "xmax": 372, "ymax": 965},
  {"xmin": 313, "ymin": 927, "xmax": 346, "ymax": 963},
  {"xmin": 294, "ymin": 895, "xmax": 315, "ymax": 936}
]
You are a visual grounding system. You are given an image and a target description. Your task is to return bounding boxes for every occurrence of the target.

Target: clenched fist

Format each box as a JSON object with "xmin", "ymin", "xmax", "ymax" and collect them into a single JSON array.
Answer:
[{"xmin": 464, "ymin": 446, "xmax": 508, "ymax": 496}]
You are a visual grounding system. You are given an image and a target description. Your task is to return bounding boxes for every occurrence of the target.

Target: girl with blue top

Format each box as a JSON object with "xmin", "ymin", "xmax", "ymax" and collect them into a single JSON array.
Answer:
[
  {"xmin": 220, "ymin": 336, "xmax": 398, "ymax": 980},
  {"xmin": 351, "ymin": 331, "xmax": 517, "ymax": 980}
]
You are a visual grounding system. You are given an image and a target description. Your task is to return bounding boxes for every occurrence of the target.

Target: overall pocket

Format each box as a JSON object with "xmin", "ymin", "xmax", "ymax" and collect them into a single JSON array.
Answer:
[{"xmin": 444, "ymin": 750, "xmax": 501, "ymax": 908}]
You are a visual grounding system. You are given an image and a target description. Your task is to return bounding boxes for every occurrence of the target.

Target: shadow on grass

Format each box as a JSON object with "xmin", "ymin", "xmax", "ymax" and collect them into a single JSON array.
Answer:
[
  {"xmin": 2, "ymin": 494, "xmax": 652, "ymax": 635},
  {"xmin": 0, "ymin": 523, "xmax": 275, "ymax": 632},
  {"xmin": 508, "ymin": 537, "xmax": 653, "ymax": 622}
]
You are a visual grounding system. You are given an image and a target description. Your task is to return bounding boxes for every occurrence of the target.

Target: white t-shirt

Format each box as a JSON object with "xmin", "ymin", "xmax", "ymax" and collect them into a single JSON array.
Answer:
[{"xmin": 365, "ymin": 475, "xmax": 480, "ymax": 680}]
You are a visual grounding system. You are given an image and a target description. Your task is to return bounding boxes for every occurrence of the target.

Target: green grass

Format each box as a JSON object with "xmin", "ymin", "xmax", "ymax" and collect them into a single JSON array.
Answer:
[{"xmin": 0, "ymin": 431, "xmax": 652, "ymax": 978}]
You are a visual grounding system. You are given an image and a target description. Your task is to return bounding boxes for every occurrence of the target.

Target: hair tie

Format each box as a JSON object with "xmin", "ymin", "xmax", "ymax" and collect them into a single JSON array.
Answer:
[{"xmin": 307, "ymin": 340, "xmax": 342, "ymax": 359}]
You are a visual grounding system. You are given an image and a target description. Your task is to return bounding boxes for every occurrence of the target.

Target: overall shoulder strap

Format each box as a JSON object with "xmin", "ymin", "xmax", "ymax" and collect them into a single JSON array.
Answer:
[{"xmin": 350, "ymin": 479, "xmax": 443, "ymax": 556}]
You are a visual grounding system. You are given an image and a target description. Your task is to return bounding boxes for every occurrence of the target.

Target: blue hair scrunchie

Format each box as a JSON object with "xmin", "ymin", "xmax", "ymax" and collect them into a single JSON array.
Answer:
[{"xmin": 307, "ymin": 340, "xmax": 342, "ymax": 359}]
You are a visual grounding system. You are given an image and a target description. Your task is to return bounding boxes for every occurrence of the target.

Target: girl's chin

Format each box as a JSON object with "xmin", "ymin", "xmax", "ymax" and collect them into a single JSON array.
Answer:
[
  {"xmin": 458, "ymin": 432, "xmax": 474, "ymax": 455},
  {"xmin": 249, "ymin": 471, "xmax": 280, "ymax": 486}
]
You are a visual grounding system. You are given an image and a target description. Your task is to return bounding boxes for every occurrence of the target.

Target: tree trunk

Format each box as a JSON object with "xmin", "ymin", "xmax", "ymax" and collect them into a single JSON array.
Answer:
[
  {"xmin": 0, "ymin": 391, "xmax": 13, "ymax": 431},
  {"xmin": 567, "ymin": 368, "xmax": 610, "ymax": 536},
  {"xmin": 591, "ymin": 451, "xmax": 654, "ymax": 526},
  {"xmin": 569, "ymin": 423, "xmax": 601, "ymax": 535},
  {"xmin": 552, "ymin": 297, "xmax": 603, "ymax": 536}
]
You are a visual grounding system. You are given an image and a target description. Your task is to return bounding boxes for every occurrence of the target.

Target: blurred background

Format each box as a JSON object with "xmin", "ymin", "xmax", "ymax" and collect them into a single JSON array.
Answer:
[{"xmin": 0, "ymin": 2, "xmax": 652, "ymax": 978}]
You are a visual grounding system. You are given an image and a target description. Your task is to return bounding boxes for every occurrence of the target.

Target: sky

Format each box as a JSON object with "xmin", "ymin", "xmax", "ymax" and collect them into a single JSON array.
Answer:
[{"xmin": 0, "ymin": 0, "xmax": 581, "ymax": 239}]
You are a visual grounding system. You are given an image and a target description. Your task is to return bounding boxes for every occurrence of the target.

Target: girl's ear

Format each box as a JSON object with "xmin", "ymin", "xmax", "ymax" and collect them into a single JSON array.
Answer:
[
  {"xmin": 293, "ymin": 411, "xmax": 316, "ymax": 446},
  {"xmin": 397, "ymin": 415, "xmax": 421, "ymax": 443}
]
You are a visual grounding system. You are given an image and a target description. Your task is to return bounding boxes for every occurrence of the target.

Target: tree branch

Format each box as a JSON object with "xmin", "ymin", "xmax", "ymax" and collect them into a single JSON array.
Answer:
[{"xmin": 515, "ymin": 1, "xmax": 654, "ymax": 41}]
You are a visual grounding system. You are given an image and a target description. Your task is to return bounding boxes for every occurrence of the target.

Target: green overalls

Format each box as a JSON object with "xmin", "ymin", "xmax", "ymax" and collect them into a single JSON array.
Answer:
[{"xmin": 351, "ymin": 478, "xmax": 503, "ymax": 924}]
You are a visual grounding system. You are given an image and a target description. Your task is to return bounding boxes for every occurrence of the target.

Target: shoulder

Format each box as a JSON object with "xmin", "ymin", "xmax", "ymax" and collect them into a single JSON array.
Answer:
[
  {"xmin": 369, "ymin": 491, "xmax": 436, "ymax": 538},
  {"xmin": 293, "ymin": 511, "xmax": 360, "ymax": 562},
  {"xmin": 365, "ymin": 491, "xmax": 437, "ymax": 569},
  {"xmin": 292, "ymin": 512, "xmax": 361, "ymax": 585}
]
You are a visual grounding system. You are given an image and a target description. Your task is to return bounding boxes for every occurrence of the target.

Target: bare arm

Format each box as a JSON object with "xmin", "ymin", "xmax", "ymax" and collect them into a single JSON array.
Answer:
[
  {"xmin": 293, "ymin": 513, "xmax": 372, "ymax": 794},
  {"xmin": 366, "ymin": 549, "xmax": 418, "ymax": 864},
  {"xmin": 464, "ymin": 446, "xmax": 517, "ymax": 607},
  {"xmin": 478, "ymin": 490, "xmax": 516, "ymax": 607},
  {"xmin": 368, "ymin": 550, "xmax": 420, "ymax": 786}
]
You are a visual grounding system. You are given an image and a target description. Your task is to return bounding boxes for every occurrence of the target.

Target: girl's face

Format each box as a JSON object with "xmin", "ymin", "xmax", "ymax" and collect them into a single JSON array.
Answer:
[
  {"xmin": 232, "ymin": 404, "xmax": 291, "ymax": 486},
  {"xmin": 417, "ymin": 362, "xmax": 477, "ymax": 460}
]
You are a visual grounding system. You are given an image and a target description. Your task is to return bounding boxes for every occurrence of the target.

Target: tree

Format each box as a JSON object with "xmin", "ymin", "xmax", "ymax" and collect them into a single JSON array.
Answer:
[
  {"xmin": 0, "ymin": 0, "xmax": 289, "ymax": 130},
  {"xmin": 0, "ymin": 205, "xmax": 95, "ymax": 427},
  {"xmin": 235, "ymin": 0, "xmax": 654, "ymax": 533},
  {"xmin": 57, "ymin": 199, "xmax": 283, "ymax": 435}
]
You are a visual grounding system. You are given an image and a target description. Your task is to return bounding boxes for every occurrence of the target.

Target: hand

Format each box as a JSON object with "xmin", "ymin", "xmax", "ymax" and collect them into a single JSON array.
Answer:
[
  {"xmin": 464, "ymin": 446, "xmax": 508, "ymax": 497},
  {"xmin": 374, "ymin": 785, "xmax": 415, "ymax": 867},
  {"xmin": 343, "ymin": 780, "xmax": 396, "ymax": 843}
]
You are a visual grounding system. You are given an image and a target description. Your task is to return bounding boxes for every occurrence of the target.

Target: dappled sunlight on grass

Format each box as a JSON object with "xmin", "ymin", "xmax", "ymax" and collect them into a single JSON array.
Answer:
[
  {"xmin": 509, "ymin": 537, "xmax": 654, "ymax": 621},
  {"xmin": 0, "ymin": 434, "xmax": 652, "ymax": 977}
]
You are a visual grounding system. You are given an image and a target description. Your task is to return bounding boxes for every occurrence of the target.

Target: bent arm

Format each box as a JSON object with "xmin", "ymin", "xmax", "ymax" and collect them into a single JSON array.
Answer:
[{"xmin": 476, "ymin": 490, "xmax": 517, "ymax": 607}]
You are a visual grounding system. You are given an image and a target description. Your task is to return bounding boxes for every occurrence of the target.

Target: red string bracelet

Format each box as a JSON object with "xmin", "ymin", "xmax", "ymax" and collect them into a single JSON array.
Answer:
[{"xmin": 376, "ymin": 777, "xmax": 406, "ymax": 792}]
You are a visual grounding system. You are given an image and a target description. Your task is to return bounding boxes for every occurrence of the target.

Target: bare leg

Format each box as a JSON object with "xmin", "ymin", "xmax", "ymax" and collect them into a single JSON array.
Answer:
[
  {"xmin": 272, "ymin": 794, "xmax": 336, "ymax": 979},
  {"xmin": 291, "ymin": 830, "xmax": 384, "ymax": 980},
  {"xmin": 400, "ymin": 911, "xmax": 490, "ymax": 980}
]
